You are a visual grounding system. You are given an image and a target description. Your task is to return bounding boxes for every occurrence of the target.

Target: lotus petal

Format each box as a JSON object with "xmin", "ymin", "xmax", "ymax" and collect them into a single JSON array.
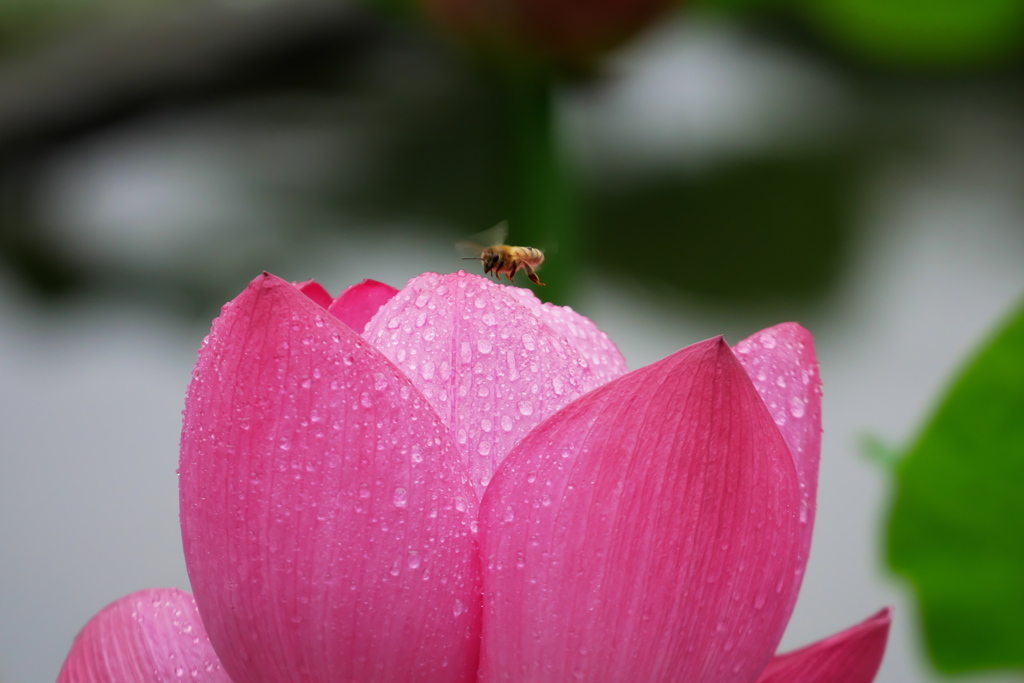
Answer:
[
  {"xmin": 294, "ymin": 279, "xmax": 334, "ymax": 310},
  {"xmin": 363, "ymin": 271, "xmax": 627, "ymax": 495},
  {"xmin": 756, "ymin": 608, "xmax": 892, "ymax": 683},
  {"xmin": 328, "ymin": 278, "xmax": 399, "ymax": 334},
  {"xmin": 733, "ymin": 322, "xmax": 822, "ymax": 611},
  {"xmin": 180, "ymin": 273, "xmax": 480, "ymax": 683},
  {"xmin": 56, "ymin": 588, "xmax": 229, "ymax": 683},
  {"xmin": 479, "ymin": 337, "xmax": 804, "ymax": 682}
]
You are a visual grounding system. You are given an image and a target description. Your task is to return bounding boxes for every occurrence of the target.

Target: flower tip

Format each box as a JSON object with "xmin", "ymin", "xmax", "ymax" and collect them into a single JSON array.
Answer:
[
  {"xmin": 294, "ymin": 280, "xmax": 334, "ymax": 309},
  {"xmin": 870, "ymin": 606, "xmax": 893, "ymax": 625}
]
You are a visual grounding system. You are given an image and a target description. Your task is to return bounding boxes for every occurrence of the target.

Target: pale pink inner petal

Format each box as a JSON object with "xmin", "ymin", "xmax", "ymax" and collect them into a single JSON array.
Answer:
[
  {"xmin": 733, "ymin": 322, "xmax": 822, "ymax": 605},
  {"xmin": 294, "ymin": 279, "xmax": 334, "ymax": 309},
  {"xmin": 57, "ymin": 588, "xmax": 230, "ymax": 683},
  {"xmin": 362, "ymin": 271, "xmax": 627, "ymax": 496},
  {"xmin": 733, "ymin": 323, "xmax": 821, "ymax": 492},
  {"xmin": 498, "ymin": 285, "xmax": 628, "ymax": 386},
  {"xmin": 180, "ymin": 273, "xmax": 480, "ymax": 683},
  {"xmin": 479, "ymin": 337, "xmax": 804, "ymax": 682},
  {"xmin": 328, "ymin": 278, "xmax": 399, "ymax": 333},
  {"xmin": 755, "ymin": 608, "xmax": 891, "ymax": 683}
]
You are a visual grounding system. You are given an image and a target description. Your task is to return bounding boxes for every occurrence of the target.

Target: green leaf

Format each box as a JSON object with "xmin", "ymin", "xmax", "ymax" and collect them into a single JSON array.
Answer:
[
  {"xmin": 887, "ymin": 298, "xmax": 1024, "ymax": 673},
  {"xmin": 859, "ymin": 432, "xmax": 901, "ymax": 471},
  {"xmin": 807, "ymin": 0, "xmax": 1024, "ymax": 68}
]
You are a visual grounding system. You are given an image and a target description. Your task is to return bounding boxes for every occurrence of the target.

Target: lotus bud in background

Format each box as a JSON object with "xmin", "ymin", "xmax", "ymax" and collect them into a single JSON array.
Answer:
[{"xmin": 417, "ymin": 0, "xmax": 678, "ymax": 67}]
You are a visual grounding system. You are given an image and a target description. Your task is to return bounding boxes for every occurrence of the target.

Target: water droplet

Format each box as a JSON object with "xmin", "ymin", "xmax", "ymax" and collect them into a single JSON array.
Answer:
[
  {"xmin": 411, "ymin": 444, "xmax": 424, "ymax": 463},
  {"xmin": 420, "ymin": 361, "xmax": 435, "ymax": 380},
  {"xmin": 453, "ymin": 599, "xmax": 465, "ymax": 617},
  {"xmin": 776, "ymin": 376, "xmax": 786, "ymax": 388},
  {"xmin": 481, "ymin": 418, "xmax": 492, "ymax": 432},
  {"xmin": 478, "ymin": 440, "xmax": 492, "ymax": 456},
  {"xmin": 522, "ymin": 334, "xmax": 536, "ymax": 351},
  {"xmin": 500, "ymin": 415, "xmax": 513, "ymax": 432},
  {"xmin": 407, "ymin": 553, "xmax": 421, "ymax": 569},
  {"xmin": 358, "ymin": 484, "xmax": 371, "ymax": 499},
  {"xmin": 518, "ymin": 401, "xmax": 534, "ymax": 416},
  {"xmin": 415, "ymin": 294, "xmax": 429, "ymax": 308},
  {"xmin": 504, "ymin": 506, "xmax": 515, "ymax": 522},
  {"xmin": 790, "ymin": 396, "xmax": 805, "ymax": 418},
  {"xmin": 393, "ymin": 488, "xmax": 408, "ymax": 508},
  {"xmin": 387, "ymin": 318, "xmax": 400, "ymax": 329},
  {"xmin": 760, "ymin": 332, "xmax": 777, "ymax": 349},
  {"xmin": 754, "ymin": 593, "xmax": 767, "ymax": 609},
  {"xmin": 477, "ymin": 339, "xmax": 492, "ymax": 354},
  {"xmin": 374, "ymin": 373, "xmax": 388, "ymax": 391},
  {"xmin": 735, "ymin": 340, "xmax": 752, "ymax": 354},
  {"xmin": 474, "ymin": 297, "xmax": 487, "ymax": 309},
  {"xmin": 360, "ymin": 392, "xmax": 373, "ymax": 408}
]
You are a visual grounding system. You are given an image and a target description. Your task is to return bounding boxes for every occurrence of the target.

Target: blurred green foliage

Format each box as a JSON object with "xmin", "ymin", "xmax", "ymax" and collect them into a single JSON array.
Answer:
[
  {"xmin": 0, "ymin": 0, "xmax": 166, "ymax": 51},
  {"xmin": 698, "ymin": 0, "xmax": 1024, "ymax": 67},
  {"xmin": 2, "ymin": 0, "xmax": 1024, "ymax": 315},
  {"xmin": 587, "ymin": 152, "xmax": 856, "ymax": 303},
  {"xmin": 887, "ymin": 299, "xmax": 1024, "ymax": 673},
  {"xmin": 808, "ymin": 0, "xmax": 1024, "ymax": 67}
]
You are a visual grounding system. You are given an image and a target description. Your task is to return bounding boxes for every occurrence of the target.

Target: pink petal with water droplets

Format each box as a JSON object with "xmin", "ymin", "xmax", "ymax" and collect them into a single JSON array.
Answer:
[
  {"xmin": 498, "ymin": 284, "xmax": 628, "ymax": 386},
  {"xmin": 733, "ymin": 323, "xmax": 821, "ymax": 613},
  {"xmin": 180, "ymin": 272, "xmax": 480, "ymax": 683},
  {"xmin": 756, "ymin": 608, "xmax": 892, "ymax": 683},
  {"xmin": 294, "ymin": 279, "xmax": 334, "ymax": 309},
  {"xmin": 328, "ymin": 278, "xmax": 399, "ymax": 333},
  {"xmin": 363, "ymin": 271, "xmax": 627, "ymax": 496},
  {"xmin": 480, "ymin": 338, "xmax": 803, "ymax": 682},
  {"xmin": 56, "ymin": 588, "xmax": 230, "ymax": 683}
]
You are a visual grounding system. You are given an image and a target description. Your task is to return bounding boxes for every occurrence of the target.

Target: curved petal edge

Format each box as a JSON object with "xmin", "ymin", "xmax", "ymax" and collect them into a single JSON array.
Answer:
[
  {"xmin": 329, "ymin": 278, "xmax": 399, "ymax": 333},
  {"xmin": 733, "ymin": 322, "xmax": 823, "ymax": 614},
  {"xmin": 56, "ymin": 588, "xmax": 230, "ymax": 683},
  {"xmin": 756, "ymin": 608, "xmax": 892, "ymax": 683}
]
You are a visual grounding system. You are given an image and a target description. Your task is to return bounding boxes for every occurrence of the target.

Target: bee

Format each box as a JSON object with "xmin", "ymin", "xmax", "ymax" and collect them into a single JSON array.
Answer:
[{"xmin": 457, "ymin": 221, "xmax": 546, "ymax": 286}]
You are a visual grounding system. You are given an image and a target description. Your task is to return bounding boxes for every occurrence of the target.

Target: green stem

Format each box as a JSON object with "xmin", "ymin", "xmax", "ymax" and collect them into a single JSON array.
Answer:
[{"xmin": 500, "ymin": 72, "xmax": 575, "ymax": 305}]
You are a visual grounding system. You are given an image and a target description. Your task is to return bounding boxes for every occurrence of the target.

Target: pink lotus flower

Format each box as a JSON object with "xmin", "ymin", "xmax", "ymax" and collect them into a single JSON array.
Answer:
[{"xmin": 59, "ymin": 271, "xmax": 890, "ymax": 682}]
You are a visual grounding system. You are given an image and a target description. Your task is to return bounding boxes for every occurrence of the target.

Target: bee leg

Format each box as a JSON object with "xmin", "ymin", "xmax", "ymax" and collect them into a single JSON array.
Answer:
[
  {"xmin": 524, "ymin": 264, "xmax": 545, "ymax": 286},
  {"xmin": 505, "ymin": 272, "xmax": 515, "ymax": 282}
]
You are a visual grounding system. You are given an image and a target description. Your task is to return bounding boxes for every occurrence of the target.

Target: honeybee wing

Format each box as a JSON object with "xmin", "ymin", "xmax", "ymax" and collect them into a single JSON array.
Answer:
[
  {"xmin": 468, "ymin": 220, "xmax": 508, "ymax": 247},
  {"xmin": 455, "ymin": 240, "xmax": 486, "ymax": 260}
]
